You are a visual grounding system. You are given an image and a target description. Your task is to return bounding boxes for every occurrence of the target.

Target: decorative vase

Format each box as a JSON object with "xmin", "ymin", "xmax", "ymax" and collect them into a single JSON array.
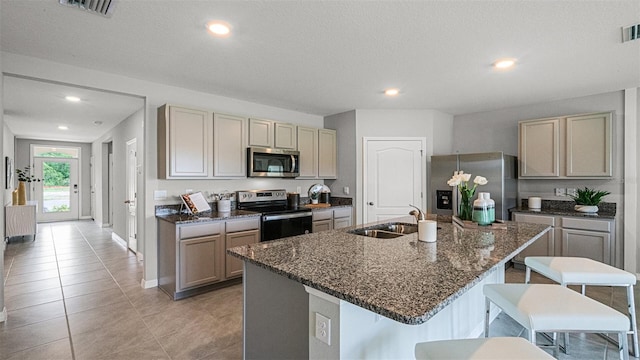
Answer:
[
  {"xmin": 575, "ymin": 205, "xmax": 598, "ymax": 213},
  {"xmin": 11, "ymin": 188, "xmax": 18, "ymax": 205},
  {"xmin": 472, "ymin": 192, "xmax": 495, "ymax": 226},
  {"xmin": 311, "ymin": 198, "xmax": 319, "ymax": 204},
  {"xmin": 458, "ymin": 192, "xmax": 473, "ymax": 221},
  {"xmin": 17, "ymin": 181, "xmax": 27, "ymax": 205}
]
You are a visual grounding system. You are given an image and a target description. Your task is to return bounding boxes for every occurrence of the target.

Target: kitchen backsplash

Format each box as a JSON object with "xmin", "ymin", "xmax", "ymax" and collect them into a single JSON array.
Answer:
[{"xmin": 520, "ymin": 199, "xmax": 616, "ymax": 214}]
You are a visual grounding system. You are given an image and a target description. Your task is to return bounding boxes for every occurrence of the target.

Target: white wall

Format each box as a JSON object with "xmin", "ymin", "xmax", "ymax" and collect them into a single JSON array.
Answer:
[
  {"xmin": 3, "ymin": 125, "xmax": 15, "ymax": 205},
  {"xmin": 352, "ymin": 109, "xmax": 454, "ymax": 224},
  {"xmin": 0, "ymin": 1, "xmax": 5, "ymax": 320},
  {"xmin": 454, "ymin": 91, "xmax": 630, "ymax": 270},
  {"xmin": 2, "ymin": 51, "xmax": 324, "ymax": 285}
]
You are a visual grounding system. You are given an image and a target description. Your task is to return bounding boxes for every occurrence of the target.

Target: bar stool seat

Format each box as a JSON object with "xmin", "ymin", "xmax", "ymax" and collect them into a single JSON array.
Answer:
[
  {"xmin": 415, "ymin": 337, "xmax": 554, "ymax": 359},
  {"xmin": 525, "ymin": 256, "xmax": 638, "ymax": 356},
  {"xmin": 484, "ymin": 283, "xmax": 630, "ymax": 359}
]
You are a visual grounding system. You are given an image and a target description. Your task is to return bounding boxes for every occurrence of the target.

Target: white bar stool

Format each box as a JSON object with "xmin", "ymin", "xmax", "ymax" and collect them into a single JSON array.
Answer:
[
  {"xmin": 484, "ymin": 283, "xmax": 630, "ymax": 360},
  {"xmin": 525, "ymin": 256, "xmax": 638, "ymax": 356},
  {"xmin": 415, "ymin": 337, "xmax": 554, "ymax": 359}
]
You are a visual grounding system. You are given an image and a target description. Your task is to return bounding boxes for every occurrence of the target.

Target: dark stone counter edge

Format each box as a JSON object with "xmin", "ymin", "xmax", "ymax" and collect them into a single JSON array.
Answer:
[
  {"xmin": 510, "ymin": 207, "xmax": 616, "ymax": 219},
  {"xmin": 156, "ymin": 210, "xmax": 262, "ymax": 224},
  {"xmin": 227, "ymin": 226, "xmax": 551, "ymax": 325}
]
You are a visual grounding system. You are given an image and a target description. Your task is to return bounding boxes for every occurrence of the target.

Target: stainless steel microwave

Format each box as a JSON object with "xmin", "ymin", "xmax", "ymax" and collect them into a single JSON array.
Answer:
[{"xmin": 247, "ymin": 147, "xmax": 300, "ymax": 178}]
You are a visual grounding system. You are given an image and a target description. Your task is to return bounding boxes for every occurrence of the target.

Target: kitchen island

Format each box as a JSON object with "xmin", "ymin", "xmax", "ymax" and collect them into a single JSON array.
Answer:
[{"xmin": 227, "ymin": 217, "xmax": 550, "ymax": 359}]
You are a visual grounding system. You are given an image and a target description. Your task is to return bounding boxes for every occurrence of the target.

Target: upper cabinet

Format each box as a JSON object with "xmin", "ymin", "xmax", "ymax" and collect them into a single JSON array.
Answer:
[
  {"xmin": 519, "ymin": 112, "xmax": 612, "ymax": 178},
  {"xmin": 248, "ymin": 118, "xmax": 296, "ymax": 149},
  {"xmin": 297, "ymin": 127, "xmax": 337, "ymax": 179},
  {"xmin": 158, "ymin": 105, "xmax": 246, "ymax": 179},
  {"xmin": 158, "ymin": 105, "xmax": 212, "ymax": 179}
]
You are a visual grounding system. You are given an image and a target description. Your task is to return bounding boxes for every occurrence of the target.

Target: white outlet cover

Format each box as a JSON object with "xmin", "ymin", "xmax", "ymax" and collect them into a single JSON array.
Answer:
[
  {"xmin": 315, "ymin": 312, "xmax": 331, "ymax": 345},
  {"xmin": 154, "ymin": 190, "xmax": 167, "ymax": 200}
]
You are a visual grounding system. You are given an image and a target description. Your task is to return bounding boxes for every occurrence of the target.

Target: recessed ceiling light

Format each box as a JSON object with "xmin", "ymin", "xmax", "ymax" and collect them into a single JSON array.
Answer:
[
  {"xmin": 65, "ymin": 95, "xmax": 81, "ymax": 102},
  {"xmin": 206, "ymin": 21, "xmax": 231, "ymax": 37},
  {"xmin": 493, "ymin": 58, "xmax": 517, "ymax": 69},
  {"xmin": 93, "ymin": 121, "xmax": 103, "ymax": 126},
  {"xmin": 384, "ymin": 88, "xmax": 400, "ymax": 96},
  {"xmin": 58, "ymin": 126, "xmax": 68, "ymax": 130}
]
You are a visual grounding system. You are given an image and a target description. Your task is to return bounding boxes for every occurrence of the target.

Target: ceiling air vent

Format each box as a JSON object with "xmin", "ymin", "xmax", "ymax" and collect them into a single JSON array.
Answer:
[
  {"xmin": 622, "ymin": 23, "xmax": 640, "ymax": 43},
  {"xmin": 59, "ymin": 0, "xmax": 117, "ymax": 18}
]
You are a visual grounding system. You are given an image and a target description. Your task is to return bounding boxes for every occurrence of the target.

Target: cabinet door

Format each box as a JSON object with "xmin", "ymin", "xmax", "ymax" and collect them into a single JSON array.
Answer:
[
  {"xmin": 274, "ymin": 123, "xmax": 297, "ymax": 149},
  {"xmin": 297, "ymin": 126, "xmax": 318, "ymax": 178},
  {"xmin": 225, "ymin": 229, "xmax": 260, "ymax": 279},
  {"xmin": 566, "ymin": 112, "xmax": 612, "ymax": 177},
  {"xmin": 312, "ymin": 220, "xmax": 332, "ymax": 233},
  {"xmin": 561, "ymin": 228, "xmax": 611, "ymax": 265},
  {"xmin": 519, "ymin": 119, "xmax": 560, "ymax": 177},
  {"xmin": 333, "ymin": 217, "xmax": 352, "ymax": 230},
  {"xmin": 213, "ymin": 113, "xmax": 247, "ymax": 177},
  {"xmin": 248, "ymin": 118, "xmax": 274, "ymax": 148},
  {"xmin": 162, "ymin": 106, "xmax": 211, "ymax": 178},
  {"xmin": 512, "ymin": 213, "xmax": 555, "ymax": 262},
  {"xmin": 318, "ymin": 129, "xmax": 337, "ymax": 179},
  {"xmin": 179, "ymin": 234, "xmax": 223, "ymax": 290}
]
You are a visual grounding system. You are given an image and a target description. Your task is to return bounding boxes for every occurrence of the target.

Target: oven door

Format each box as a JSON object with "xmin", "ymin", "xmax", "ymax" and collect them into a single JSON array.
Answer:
[
  {"xmin": 261, "ymin": 212, "xmax": 312, "ymax": 241},
  {"xmin": 248, "ymin": 147, "xmax": 300, "ymax": 178}
]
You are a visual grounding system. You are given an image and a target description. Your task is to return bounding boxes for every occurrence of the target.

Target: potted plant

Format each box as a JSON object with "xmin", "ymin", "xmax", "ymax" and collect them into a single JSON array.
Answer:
[
  {"xmin": 570, "ymin": 187, "xmax": 610, "ymax": 213},
  {"xmin": 14, "ymin": 166, "xmax": 40, "ymax": 205}
]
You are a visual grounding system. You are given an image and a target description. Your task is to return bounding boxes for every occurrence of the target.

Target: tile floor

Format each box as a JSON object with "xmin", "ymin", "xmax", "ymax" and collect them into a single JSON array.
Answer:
[{"xmin": 1, "ymin": 220, "xmax": 638, "ymax": 359}]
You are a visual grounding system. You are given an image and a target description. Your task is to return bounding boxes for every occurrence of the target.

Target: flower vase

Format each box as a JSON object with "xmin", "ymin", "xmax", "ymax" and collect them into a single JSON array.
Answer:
[
  {"xmin": 458, "ymin": 192, "xmax": 473, "ymax": 221},
  {"xmin": 17, "ymin": 181, "xmax": 27, "ymax": 205}
]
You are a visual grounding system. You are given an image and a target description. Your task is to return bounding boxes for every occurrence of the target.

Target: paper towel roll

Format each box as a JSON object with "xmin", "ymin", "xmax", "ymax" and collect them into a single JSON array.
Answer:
[
  {"xmin": 418, "ymin": 220, "xmax": 437, "ymax": 243},
  {"xmin": 528, "ymin": 197, "xmax": 542, "ymax": 210}
]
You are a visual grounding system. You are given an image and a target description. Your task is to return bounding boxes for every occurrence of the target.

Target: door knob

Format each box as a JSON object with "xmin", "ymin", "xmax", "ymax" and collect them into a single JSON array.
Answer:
[
  {"xmin": 124, "ymin": 200, "xmax": 131, "ymax": 204},
  {"xmin": 368, "ymin": 202, "xmax": 374, "ymax": 206}
]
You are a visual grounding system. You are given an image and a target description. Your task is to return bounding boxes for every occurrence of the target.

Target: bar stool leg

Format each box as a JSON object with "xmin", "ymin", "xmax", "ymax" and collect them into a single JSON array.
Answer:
[
  {"xmin": 627, "ymin": 285, "xmax": 639, "ymax": 357},
  {"xmin": 619, "ymin": 331, "xmax": 630, "ymax": 360},
  {"xmin": 484, "ymin": 297, "xmax": 491, "ymax": 338},
  {"xmin": 525, "ymin": 266, "xmax": 531, "ymax": 284}
]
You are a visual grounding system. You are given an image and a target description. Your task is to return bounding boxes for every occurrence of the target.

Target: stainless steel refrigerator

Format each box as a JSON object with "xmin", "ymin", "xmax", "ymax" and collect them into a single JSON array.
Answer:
[{"xmin": 429, "ymin": 152, "xmax": 517, "ymax": 220}]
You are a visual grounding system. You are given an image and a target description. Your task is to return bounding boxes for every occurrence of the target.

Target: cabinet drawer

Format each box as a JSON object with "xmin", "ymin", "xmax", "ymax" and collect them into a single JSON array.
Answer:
[
  {"xmin": 226, "ymin": 218, "xmax": 260, "ymax": 233},
  {"xmin": 312, "ymin": 209, "xmax": 332, "ymax": 221},
  {"xmin": 333, "ymin": 207, "xmax": 352, "ymax": 219},
  {"xmin": 513, "ymin": 213, "xmax": 555, "ymax": 226},
  {"xmin": 561, "ymin": 217, "xmax": 611, "ymax": 232},
  {"xmin": 179, "ymin": 222, "xmax": 222, "ymax": 239}
]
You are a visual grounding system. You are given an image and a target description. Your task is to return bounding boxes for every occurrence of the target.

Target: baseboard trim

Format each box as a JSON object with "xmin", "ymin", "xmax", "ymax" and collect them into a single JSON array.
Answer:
[
  {"xmin": 79, "ymin": 216, "xmax": 92, "ymax": 220},
  {"xmin": 111, "ymin": 232, "xmax": 127, "ymax": 248},
  {"xmin": 141, "ymin": 278, "xmax": 158, "ymax": 289},
  {"xmin": 0, "ymin": 307, "xmax": 7, "ymax": 322},
  {"xmin": 136, "ymin": 252, "xmax": 144, "ymax": 262}
]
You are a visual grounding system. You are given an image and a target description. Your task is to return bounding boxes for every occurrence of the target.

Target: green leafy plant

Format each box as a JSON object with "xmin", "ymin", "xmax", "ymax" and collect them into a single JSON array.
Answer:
[
  {"xmin": 570, "ymin": 187, "xmax": 610, "ymax": 206},
  {"xmin": 15, "ymin": 166, "xmax": 41, "ymax": 183}
]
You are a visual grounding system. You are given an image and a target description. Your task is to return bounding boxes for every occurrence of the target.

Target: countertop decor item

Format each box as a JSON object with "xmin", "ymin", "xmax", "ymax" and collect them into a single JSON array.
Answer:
[
  {"xmin": 15, "ymin": 166, "xmax": 41, "ymax": 205},
  {"xmin": 447, "ymin": 171, "xmax": 488, "ymax": 221},
  {"xmin": 570, "ymin": 187, "xmax": 610, "ymax": 213},
  {"xmin": 308, "ymin": 183, "xmax": 323, "ymax": 204}
]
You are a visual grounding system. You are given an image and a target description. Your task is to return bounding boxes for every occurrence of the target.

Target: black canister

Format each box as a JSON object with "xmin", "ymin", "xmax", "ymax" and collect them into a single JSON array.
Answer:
[
  {"xmin": 320, "ymin": 192, "xmax": 330, "ymax": 204},
  {"xmin": 287, "ymin": 193, "xmax": 300, "ymax": 208}
]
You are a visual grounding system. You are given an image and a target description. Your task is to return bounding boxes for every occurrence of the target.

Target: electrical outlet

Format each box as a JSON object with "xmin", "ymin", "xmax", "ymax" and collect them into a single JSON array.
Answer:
[
  {"xmin": 343, "ymin": 186, "xmax": 350, "ymax": 195},
  {"xmin": 154, "ymin": 190, "xmax": 167, "ymax": 200},
  {"xmin": 185, "ymin": 189, "xmax": 193, "ymax": 194},
  {"xmin": 554, "ymin": 188, "xmax": 566, "ymax": 196},
  {"xmin": 315, "ymin": 312, "xmax": 331, "ymax": 345},
  {"xmin": 296, "ymin": 186, "xmax": 301, "ymax": 194},
  {"xmin": 566, "ymin": 188, "xmax": 577, "ymax": 197}
]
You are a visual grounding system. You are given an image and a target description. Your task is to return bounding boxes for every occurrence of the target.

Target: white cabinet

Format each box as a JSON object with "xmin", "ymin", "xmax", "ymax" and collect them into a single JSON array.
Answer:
[
  {"xmin": 5, "ymin": 203, "xmax": 37, "ymax": 239},
  {"xmin": 158, "ymin": 105, "xmax": 211, "ymax": 179},
  {"xmin": 519, "ymin": 112, "xmax": 612, "ymax": 178},
  {"xmin": 297, "ymin": 127, "xmax": 337, "ymax": 179},
  {"xmin": 512, "ymin": 212, "xmax": 616, "ymax": 267},
  {"xmin": 213, "ymin": 113, "xmax": 247, "ymax": 177},
  {"xmin": 312, "ymin": 207, "xmax": 352, "ymax": 233},
  {"xmin": 248, "ymin": 118, "xmax": 297, "ymax": 149}
]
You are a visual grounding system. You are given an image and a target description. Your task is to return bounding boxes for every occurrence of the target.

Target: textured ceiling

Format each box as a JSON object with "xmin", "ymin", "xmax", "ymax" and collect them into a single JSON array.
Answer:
[{"xmin": 1, "ymin": 1, "xmax": 639, "ymax": 141}]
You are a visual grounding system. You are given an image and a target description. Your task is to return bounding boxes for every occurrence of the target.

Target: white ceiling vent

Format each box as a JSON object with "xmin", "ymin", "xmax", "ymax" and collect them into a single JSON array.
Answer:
[
  {"xmin": 622, "ymin": 24, "xmax": 640, "ymax": 43},
  {"xmin": 59, "ymin": 0, "xmax": 116, "ymax": 17}
]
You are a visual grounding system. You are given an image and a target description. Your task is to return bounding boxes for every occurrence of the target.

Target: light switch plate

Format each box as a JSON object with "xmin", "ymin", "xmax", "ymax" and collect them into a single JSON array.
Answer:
[
  {"xmin": 315, "ymin": 312, "xmax": 331, "ymax": 345},
  {"xmin": 554, "ymin": 188, "xmax": 566, "ymax": 196},
  {"xmin": 566, "ymin": 188, "xmax": 577, "ymax": 197},
  {"xmin": 154, "ymin": 190, "xmax": 167, "ymax": 200}
]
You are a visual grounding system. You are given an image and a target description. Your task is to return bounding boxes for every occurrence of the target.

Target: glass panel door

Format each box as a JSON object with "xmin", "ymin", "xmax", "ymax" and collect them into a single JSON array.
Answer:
[{"xmin": 33, "ymin": 157, "xmax": 79, "ymax": 222}]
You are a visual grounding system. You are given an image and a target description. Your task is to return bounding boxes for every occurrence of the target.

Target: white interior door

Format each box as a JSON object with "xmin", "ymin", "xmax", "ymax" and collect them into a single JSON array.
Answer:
[
  {"xmin": 126, "ymin": 139, "xmax": 138, "ymax": 253},
  {"xmin": 33, "ymin": 157, "xmax": 79, "ymax": 222},
  {"xmin": 364, "ymin": 138, "xmax": 424, "ymax": 223}
]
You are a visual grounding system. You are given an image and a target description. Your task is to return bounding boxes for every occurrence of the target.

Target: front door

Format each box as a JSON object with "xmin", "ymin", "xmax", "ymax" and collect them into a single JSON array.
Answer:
[
  {"xmin": 126, "ymin": 139, "xmax": 138, "ymax": 254},
  {"xmin": 33, "ymin": 157, "xmax": 79, "ymax": 222},
  {"xmin": 364, "ymin": 138, "xmax": 425, "ymax": 223}
]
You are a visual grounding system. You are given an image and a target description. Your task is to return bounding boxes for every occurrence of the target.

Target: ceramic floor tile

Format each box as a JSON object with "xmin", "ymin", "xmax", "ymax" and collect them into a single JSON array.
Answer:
[
  {"xmin": 0, "ymin": 300, "xmax": 66, "ymax": 330},
  {"xmin": 67, "ymin": 301, "xmax": 140, "ymax": 336},
  {"xmin": 64, "ymin": 287, "xmax": 129, "ymax": 314},
  {"xmin": 4, "ymin": 269, "xmax": 59, "ymax": 286},
  {"xmin": 5, "ymin": 287, "xmax": 63, "ymax": 311},
  {"xmin": 3, "ymin": 277, "xmax": 61, "ymax": 298},
  {"xmin": 62, "ymin": 277, "xmax": 120, "ymax": 298},
  {"xmin": 70, "ymin": 316, "xmax": 155, "ymax": 359},
  {"xmin": 7, "ymin": 260, "xmax": 59, "ymax": 276},
  {"xmin": 2, "ymin": 338, "xmax": 73, "ymax": 360},
  {"xmin": 93, "ymin": 338, "xmax": 170, "ymax": 360},
  {"xmin": 57, "ymin": 255, "xmax": 101, "ymax": 268},
  {"xmin": 0, "ymin": 317, "xmax": 69, "ymax": 358},
  {"xmin": 60, "ymin": 268, "xmax": 112, "ymax": 286},
  {"xmin": 10, "ymin": 255, "xmax": 57, "ymax": 266},
  {"xmin": 57, "ymin": 261, "xmax": 106, "ymax": 276}
]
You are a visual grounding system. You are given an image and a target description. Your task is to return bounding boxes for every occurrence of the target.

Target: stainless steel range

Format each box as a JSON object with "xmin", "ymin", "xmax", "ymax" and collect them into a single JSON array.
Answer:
[{"xmin": 236, "ymin": 189, "xmax": 312, "ymax": 241}]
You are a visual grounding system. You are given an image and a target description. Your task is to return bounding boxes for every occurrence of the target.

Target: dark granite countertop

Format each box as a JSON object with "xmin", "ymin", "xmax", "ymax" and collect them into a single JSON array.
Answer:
[
  {"xmin": 156, "ymin": 210, "xmax": 261, "ymax": 224},
  {"xmin": 510, "ymin": 200, "xmax": 616, "ymax": 219},
  {"xmin": 227, "ymin": 216, "xmax": 550, "ymax": 325}
]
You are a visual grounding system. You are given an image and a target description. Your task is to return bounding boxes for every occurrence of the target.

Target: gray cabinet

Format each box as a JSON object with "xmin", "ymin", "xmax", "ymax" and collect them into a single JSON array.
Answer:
[
  {"xmin": 312, "ymin": 207, "xmax": 352, "ymax": 233},
  {"xmin": 179, "ymin": 234, "xmax": 223, "ymax": 290},
  {"xmin": 213, "ymin": 113, "xmax": 247, "ymax": 177},
  {"xmin": 512, "ymin": 213, "xmax": 556, "ymax": 263},
  {"xmin": 333, "ymin": 207, "xmax": 352, "ymax": 229},
  {"xmin": 225, "ymin": 218, "xmax": 260, "ymax": 279},
  {"xmin": 519, "ymin": 112, "xmax": 612, "ymax": 178},
  {"xmin": 249, "ymin": 118, "xmax": 297, "ymax": 149},
  {"xmin": 318, "ymin": 129, "xmax": 337, "ymax": 179},
  {"xmin": 297, "ymin": 127, "xmax": 337, "ymax": 179}
]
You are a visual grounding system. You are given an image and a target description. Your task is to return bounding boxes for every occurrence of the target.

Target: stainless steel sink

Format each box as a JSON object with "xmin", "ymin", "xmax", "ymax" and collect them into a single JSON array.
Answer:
[{"xmin": 348, "ymin": 222, "xmax": 418, "ymax": 239}]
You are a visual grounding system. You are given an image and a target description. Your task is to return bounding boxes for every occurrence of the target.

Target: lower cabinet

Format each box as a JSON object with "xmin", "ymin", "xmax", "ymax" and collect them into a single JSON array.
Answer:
[
  {"xmin": 158, "ymin": 216, "xmax": 261, "ymax": 300},
  {"xmin": 512, "ymin": 212, "xmax": 616, "ymax": 267},
  {"xmin": 312, "ymin": 207, "xmax": 352, "ymax": 233}
]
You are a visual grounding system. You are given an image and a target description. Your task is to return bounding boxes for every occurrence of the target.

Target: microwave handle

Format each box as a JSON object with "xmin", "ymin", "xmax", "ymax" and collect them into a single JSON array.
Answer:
[{"xmin": 291, "ymin": 155, "xmax": 296, "ymax": 173}]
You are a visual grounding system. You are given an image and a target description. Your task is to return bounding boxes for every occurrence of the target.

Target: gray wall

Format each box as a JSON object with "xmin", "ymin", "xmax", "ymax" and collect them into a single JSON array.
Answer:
[
  {"xmin": 15, "ymin": 139, "xmax": 92, "ymax": 218},
  {"xmin": 324, "ymin": 110, "xmax": 356, "ymax": 200},
  {"xmin": 453, "ymin": 91, "xmax": 625, "ymax": 266}
]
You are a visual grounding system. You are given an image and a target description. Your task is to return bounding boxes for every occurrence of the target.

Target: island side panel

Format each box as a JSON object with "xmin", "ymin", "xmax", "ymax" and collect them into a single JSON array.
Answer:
[{"xmin": 244, "ymin": 262, "xmax": 309, "ymax": 359}]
